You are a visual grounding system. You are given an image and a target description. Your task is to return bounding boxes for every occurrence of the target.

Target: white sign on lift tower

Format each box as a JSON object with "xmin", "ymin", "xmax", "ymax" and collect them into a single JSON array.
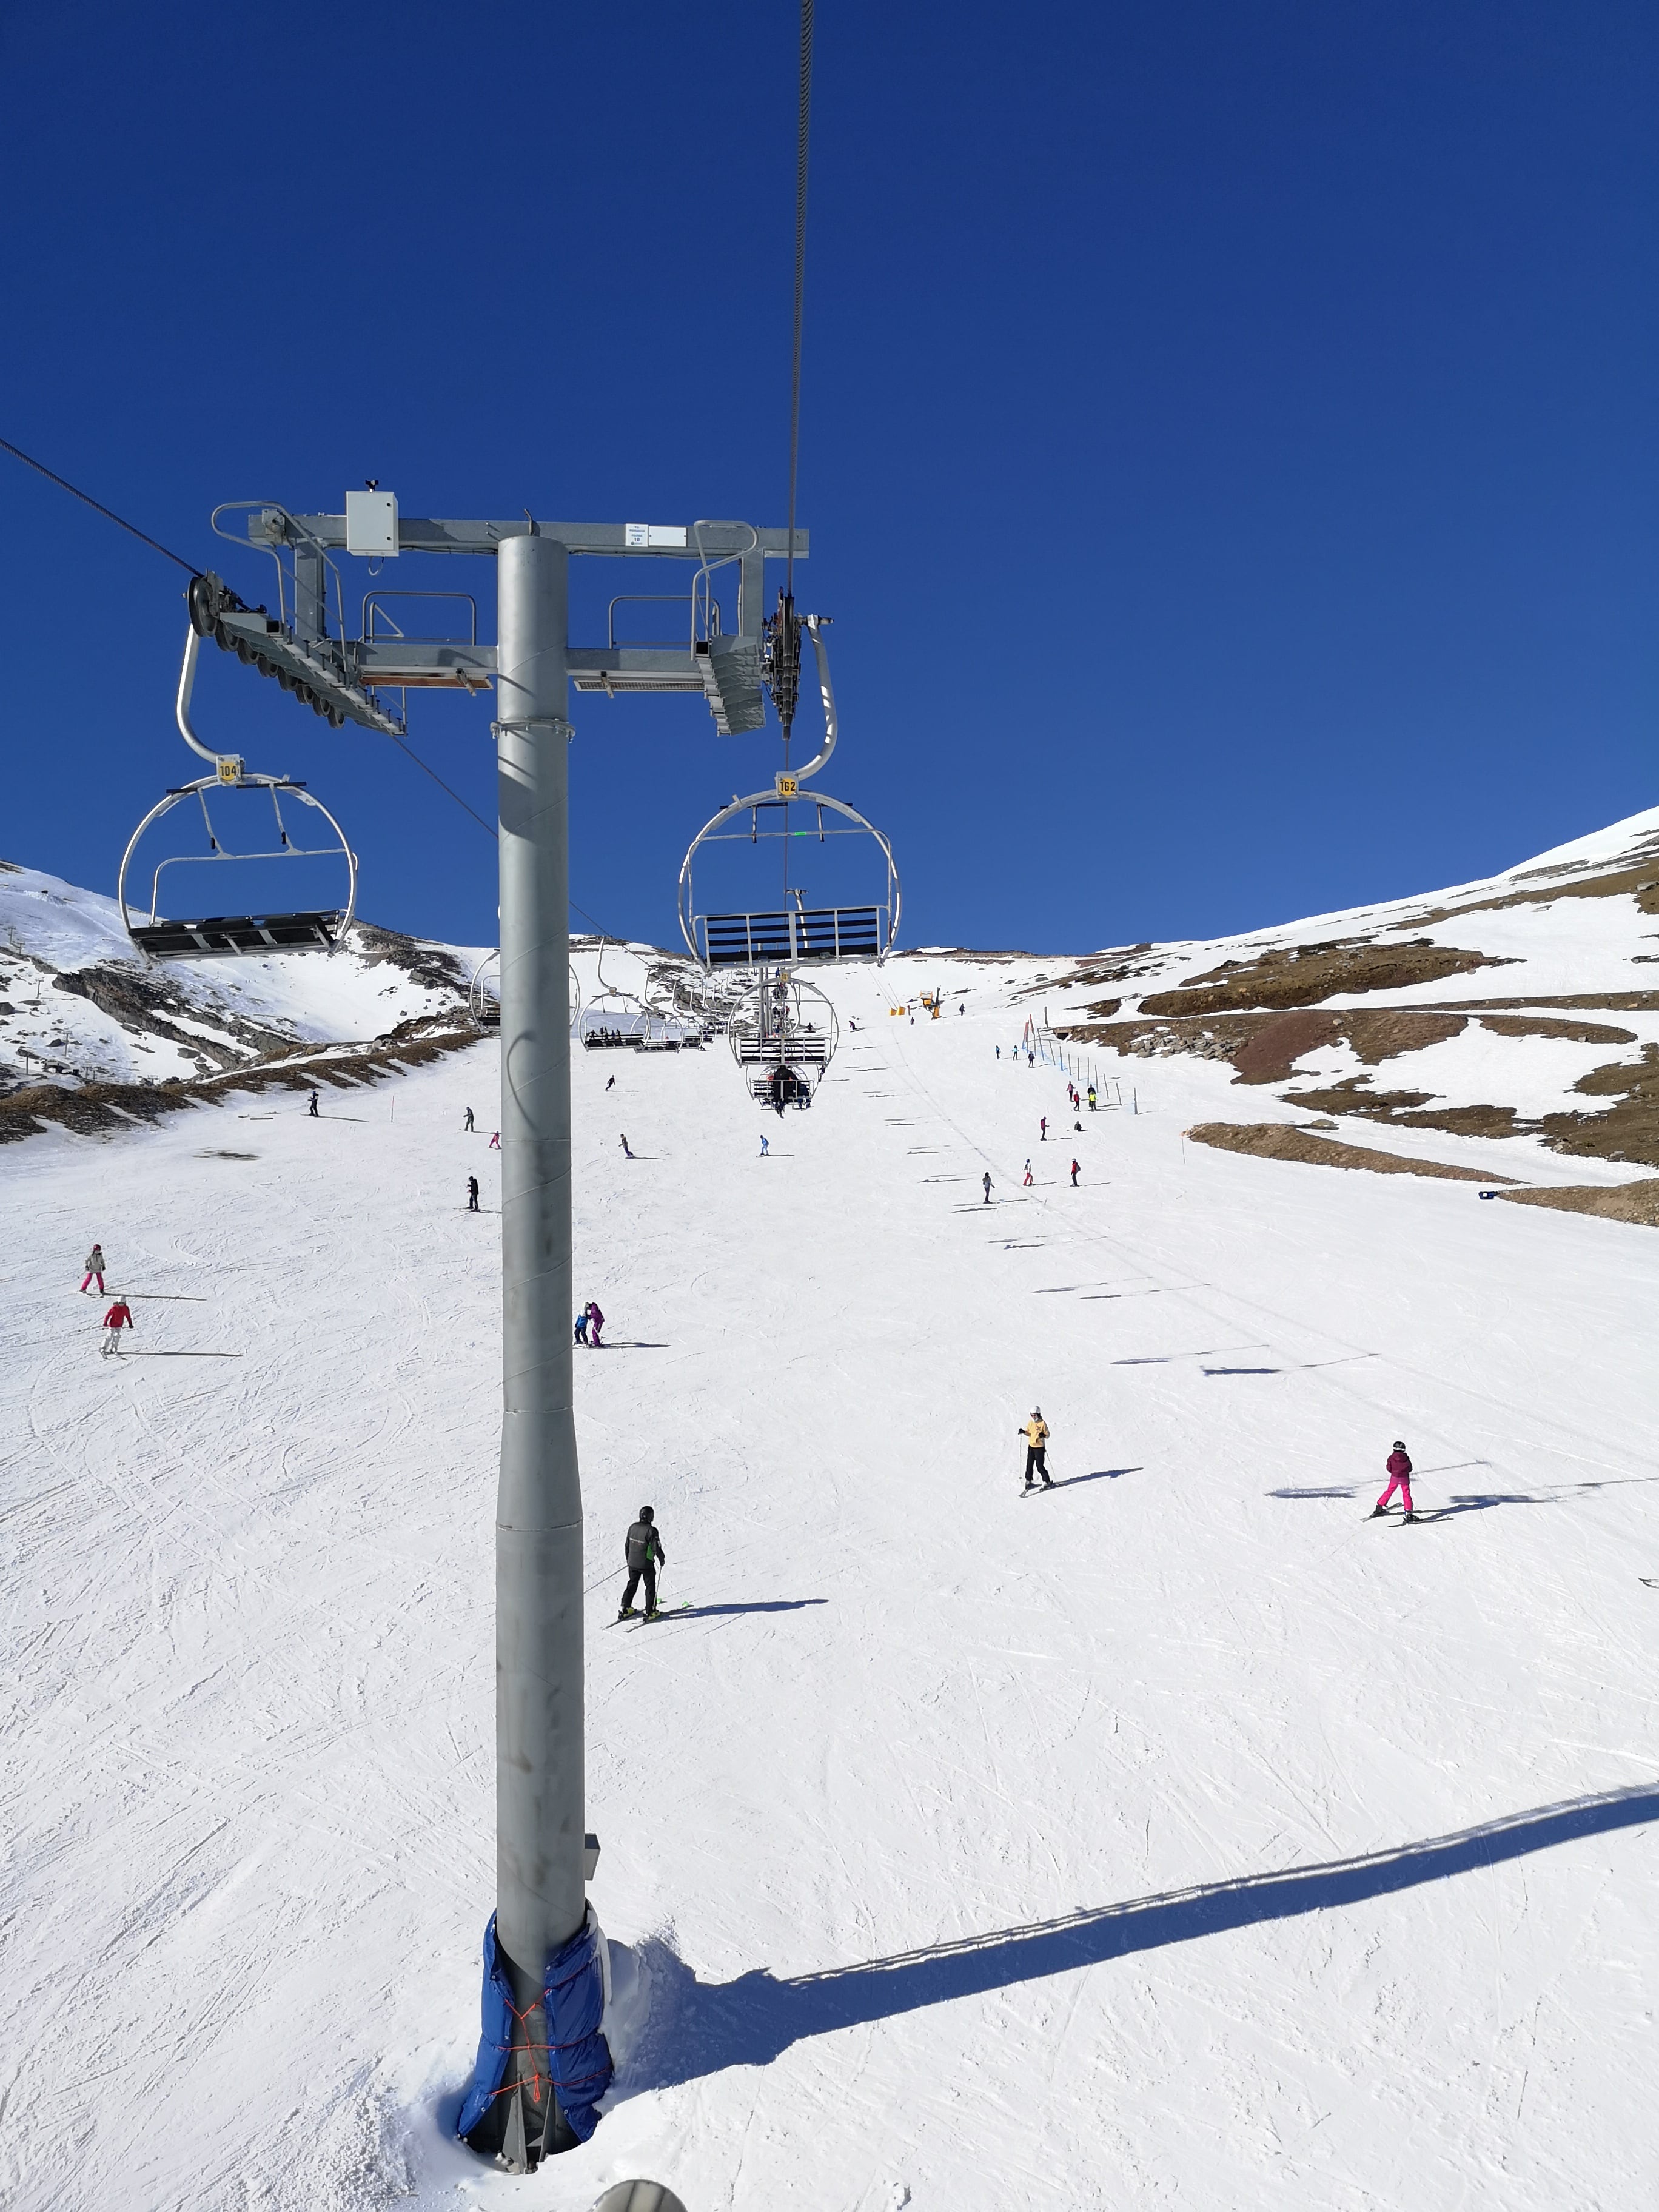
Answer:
[{"xmin": 345, "ymin": 489, "xmax": 399, "ymax": 557}]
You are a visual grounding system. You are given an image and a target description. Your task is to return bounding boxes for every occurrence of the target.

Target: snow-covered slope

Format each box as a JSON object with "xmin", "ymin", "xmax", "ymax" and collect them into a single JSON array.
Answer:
[
  {"xmin": 2, "ymin": 906, "xmax": 1656, "ymax": 2210},
  {"xmin": 0, "ymin": 859, "xmax": 486, "ymax": 1090}
]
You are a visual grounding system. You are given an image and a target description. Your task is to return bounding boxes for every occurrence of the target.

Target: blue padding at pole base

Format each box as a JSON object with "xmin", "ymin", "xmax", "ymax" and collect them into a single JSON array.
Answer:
[
  {"xmin": 455, "ymin": 1914, "xmax": 514, "ymax": 2142},
  {"xmin": 455, "ymin": 1909, "xmax": 614, "ymax": 2146},
  {"xmin": 543, "ymin": 1906, "xmax": 614, "ymax": 2140}
]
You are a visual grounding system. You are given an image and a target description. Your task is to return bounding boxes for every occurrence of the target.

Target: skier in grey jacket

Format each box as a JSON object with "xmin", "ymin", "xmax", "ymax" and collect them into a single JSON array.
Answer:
[{"xmin": 617, "ymin": 1506, "xmax": 666, "ymax": 1621}]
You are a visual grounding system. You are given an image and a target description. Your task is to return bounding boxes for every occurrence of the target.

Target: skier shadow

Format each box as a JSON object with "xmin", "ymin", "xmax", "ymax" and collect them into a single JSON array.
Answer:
[
  {"xmin": 1414, "ymin": 1492, "xmax": 1542, "ymax": 1522},
  {"xmin": 1202, "ymin": 1366, "xmax": 1282, "ymax": 1376},
  {"xmin": 1272, "ymin": 1462, "xmax": 1490, "ymax": 1503},
  {"xmin": 1047, "ymin": 1466, "xmax": 1141, "ymax": 1492},
  {"xmin": 674, "ymin": 1599, "xmax": 829, "ymax": 1620},
  {"xmin": 617, "ymin": 1782, "xmax": 1659, "ymax": 2095}
]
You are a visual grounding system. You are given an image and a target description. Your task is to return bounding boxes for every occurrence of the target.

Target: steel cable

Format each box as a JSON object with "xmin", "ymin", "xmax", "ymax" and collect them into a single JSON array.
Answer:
[
  {"xmin": 0, "ymin": 434, "xmax": 199, "ymax": 575},
  {"xmin": 785, "ymin": 0, "xmax": 814, "ymax": 599}
]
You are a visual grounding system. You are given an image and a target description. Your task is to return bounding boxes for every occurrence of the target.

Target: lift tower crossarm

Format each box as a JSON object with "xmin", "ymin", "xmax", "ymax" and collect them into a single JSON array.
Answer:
[{"xmin": 256, "ymin": 514, "xmax": 808, "ymax": 561}]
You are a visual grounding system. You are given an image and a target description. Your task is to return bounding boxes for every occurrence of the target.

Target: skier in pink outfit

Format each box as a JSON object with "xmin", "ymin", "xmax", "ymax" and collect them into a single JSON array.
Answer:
[{"xmin": 1370, "ymin": 1441, "xmax": 1417, "ymax": 1523}]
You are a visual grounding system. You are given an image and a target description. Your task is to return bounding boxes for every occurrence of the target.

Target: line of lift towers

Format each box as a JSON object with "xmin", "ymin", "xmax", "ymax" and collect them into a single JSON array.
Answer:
[{"xmin": 119, "ymin": 495, "xmax": 899, "ymax": 2172}]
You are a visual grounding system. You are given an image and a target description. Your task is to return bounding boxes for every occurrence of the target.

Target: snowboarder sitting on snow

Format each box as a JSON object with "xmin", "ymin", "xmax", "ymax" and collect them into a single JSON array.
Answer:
[
  {"xmin": 80, "ymin": 1244, "xmax": 106, "ymax": 1295},
  {"xmin": 617, "ymin": 1506, "xmax": 665, "ymax": 1620},
  {"xmin": 101, "ymin": 1299, "xmax": 135, "ymax": 1356},
  {"xmin": 1021, "ymin": 1408, "xmax": 1053, "ymax": 1490},
  {"xmin": 1370, "ymin": 1441, "xmax": 1418, "ymax": 1523}
]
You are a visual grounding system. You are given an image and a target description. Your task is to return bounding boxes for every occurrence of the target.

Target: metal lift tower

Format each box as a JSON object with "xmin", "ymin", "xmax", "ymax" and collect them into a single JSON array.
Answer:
[{"xmin": 192, "ymin": 501, "xmax": 805, "ymax": 2170}]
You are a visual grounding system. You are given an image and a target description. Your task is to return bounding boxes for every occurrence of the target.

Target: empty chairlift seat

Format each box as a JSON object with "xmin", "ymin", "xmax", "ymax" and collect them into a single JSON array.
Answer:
[{"xmin": 129, "ymin": 910, "xmax": 343, "ymax": 958}]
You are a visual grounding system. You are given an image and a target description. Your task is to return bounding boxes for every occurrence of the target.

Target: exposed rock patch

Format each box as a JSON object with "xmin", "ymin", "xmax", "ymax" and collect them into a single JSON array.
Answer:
[
  {"xmin": 1496, "ymin": 1178, "xmax": 1659, "ymax": 1228},
  {"xmin": 51, "ymin": 962, "xmax": 296, "ymax": 1069},
  {"xmin": 0, "ymin": 1016, "xmax": 479, "ymax": 1146},
  {"xmin": 1140, "ymin": 938, "xmax": 1516, "ymax": 1018},
  {"xmin": 343, "ymin": 922, "xmax": 471, "ymax": 996},
  {"xmin": 1185, "ymin": 1122, "xmax": 1517, "ymax": 1183},
  {"xmin": 1409, "ymin": 844, "xmax": 1659, "ymax": 928},
  {"xmin": 1057, "ymin": 1007, "xmax": 1635, "ymax": 1087}
]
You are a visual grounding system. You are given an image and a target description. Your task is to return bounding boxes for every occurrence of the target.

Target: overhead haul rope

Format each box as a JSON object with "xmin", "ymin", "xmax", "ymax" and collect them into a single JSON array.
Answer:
[
  {"xmin": 780, "ymin": 0, "xmax": 815, "ymax": 893},
  {"xmin": 0, "ymin": 434, "xmax": 201, "ymax": 574},
  {"xmin": 785, "ymin": 0, "xmax": 813, "ymax": 606}
]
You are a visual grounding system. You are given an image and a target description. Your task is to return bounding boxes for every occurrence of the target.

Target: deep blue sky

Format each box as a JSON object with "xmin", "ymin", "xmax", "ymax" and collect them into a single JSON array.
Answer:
[{"xmin": 2, "ymin": 1, "xmax": 1654, "ymax": 954}]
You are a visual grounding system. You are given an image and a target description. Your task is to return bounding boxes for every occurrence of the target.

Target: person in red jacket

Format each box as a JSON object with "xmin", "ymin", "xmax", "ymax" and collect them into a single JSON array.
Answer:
[
  {"xmin": 1370, "ymin": 1441, "xmax": 1416, "ymax": 1523},
  {"xmin": 101, "ymin": 1299, "xmax": 135, "ymax": 1357},
  {"xmin": 1070, "ymin": 1158, "xmax": 1081, "ymax": 1186}
]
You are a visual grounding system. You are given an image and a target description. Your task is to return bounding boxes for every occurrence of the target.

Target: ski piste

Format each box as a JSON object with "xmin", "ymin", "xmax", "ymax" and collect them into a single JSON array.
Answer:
[{"xmin": 10, "ymin": 804, "xmax": 1659, "ymax": 2207}]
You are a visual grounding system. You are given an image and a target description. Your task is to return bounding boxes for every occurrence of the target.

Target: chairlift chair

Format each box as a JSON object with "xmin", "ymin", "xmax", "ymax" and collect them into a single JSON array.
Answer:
[
  {"xmin": 470, "ymin": 955, "xmax": 581, "ymax": 1032},
  {"xmin": 679, "ymin": 785, "xmax": 900, "ymax": 970},
  {"xmin": 676, "ymin": 615, "xmax": 900, "ymax": 971},
  {"xmin": 727, "ymin": 967, "xmax": 840, "ymax": 1108},
  {"xmin": 469, "ymin": 953, "xmax": 501, "ymax": 1029},
  {"xmin": 118, "ymin": 625, "xmax": 358, "ymax": 960}
]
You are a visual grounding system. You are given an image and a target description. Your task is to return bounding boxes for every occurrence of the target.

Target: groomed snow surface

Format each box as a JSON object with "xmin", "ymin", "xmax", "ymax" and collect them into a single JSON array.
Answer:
[{"xmin": 3, "ymin": 954, "xmax": 1656, "ymax": 2212}]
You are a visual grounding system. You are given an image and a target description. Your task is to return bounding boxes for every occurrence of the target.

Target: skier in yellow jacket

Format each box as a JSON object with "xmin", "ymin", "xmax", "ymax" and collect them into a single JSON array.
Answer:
[{"xmin": 1019, "ymin": 1409, "xmax": 1053, "ymax": 1491}]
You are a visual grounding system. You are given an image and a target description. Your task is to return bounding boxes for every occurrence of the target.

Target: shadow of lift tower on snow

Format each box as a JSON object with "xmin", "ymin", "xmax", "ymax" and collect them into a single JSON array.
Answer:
[{"xmin": 618, "ymin": 1783, "xmax": 1658, "ymax": 2093}]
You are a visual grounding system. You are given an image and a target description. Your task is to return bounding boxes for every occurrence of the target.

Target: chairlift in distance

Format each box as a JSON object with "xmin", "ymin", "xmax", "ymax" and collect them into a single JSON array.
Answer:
[
  {"xmin": 580, "ymin": 937, "xmax": 655, "ymax": 1050},
  {"xmin": 728, "ymin": 966, "xmax": 840, "ymax": 1110},
  {"xmin": 677, "ymin": 614, "xmax": 900, "ymax": 971},
  {"xmin": 642, "ymin": 964, "xmax": 708, "ymax": 1047},
  {"xmin": 470, "ymin": 953, "xmax": 582, "ymax": 1033},
  {"xmin": 117, "ymin": 618, "xmax": 358, "ymax": 960}
]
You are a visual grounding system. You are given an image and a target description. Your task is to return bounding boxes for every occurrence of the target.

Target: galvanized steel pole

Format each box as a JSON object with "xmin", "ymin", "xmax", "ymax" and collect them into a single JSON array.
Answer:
[{"xmin": 493, "ymin": 530, "xmax": 585, "ymax": 2159}]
